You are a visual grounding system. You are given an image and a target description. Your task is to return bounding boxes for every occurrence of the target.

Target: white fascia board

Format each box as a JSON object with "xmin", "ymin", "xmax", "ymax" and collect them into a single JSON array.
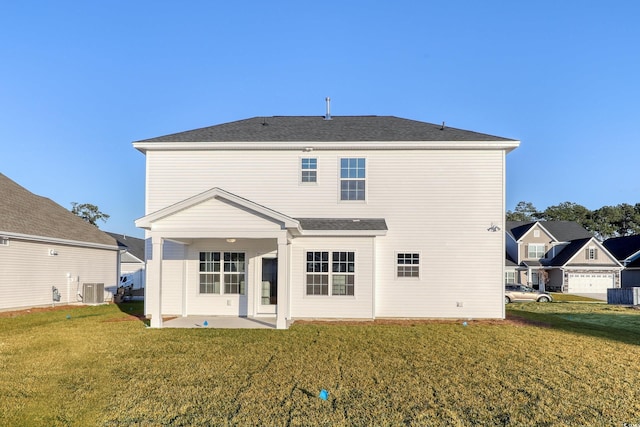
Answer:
[
  {"xmin": 0, "ymin": 231, "xmax": 120, "ymax": 251},
  {"xmin": 133, "ymin": 140, "xmax": 521, "ymax": 153},
  {"xmin": 135, "ymin": 187, "xmax": 301, "ymax": 231}
]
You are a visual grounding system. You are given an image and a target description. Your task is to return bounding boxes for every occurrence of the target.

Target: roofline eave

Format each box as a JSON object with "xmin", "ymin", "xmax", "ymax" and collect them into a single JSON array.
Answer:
[{"xmin": 133, "ymin": 140, "xmax": 520, "ymax": 154}]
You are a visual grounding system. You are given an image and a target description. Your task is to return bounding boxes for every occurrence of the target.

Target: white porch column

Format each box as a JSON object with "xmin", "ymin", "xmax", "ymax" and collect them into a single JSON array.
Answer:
[
  {"xmin": 149, "ymin": 236, "xmax": 164, "ymax": 328},
  {"xmin": 276, "ymin": 235, "xmax": 289, "ymax": 329}
]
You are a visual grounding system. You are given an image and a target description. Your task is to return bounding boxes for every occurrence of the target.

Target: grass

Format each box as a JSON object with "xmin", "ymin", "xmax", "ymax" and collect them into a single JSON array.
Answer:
[{"xmin": 0, "ymin": 302, "xmax": 639, "ymax": 426}]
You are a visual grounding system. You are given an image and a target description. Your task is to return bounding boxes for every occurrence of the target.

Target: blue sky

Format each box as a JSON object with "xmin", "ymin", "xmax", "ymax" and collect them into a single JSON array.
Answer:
[{"xmin": 1, "ymin": 1, "xmax": 639, "ymax": 237}]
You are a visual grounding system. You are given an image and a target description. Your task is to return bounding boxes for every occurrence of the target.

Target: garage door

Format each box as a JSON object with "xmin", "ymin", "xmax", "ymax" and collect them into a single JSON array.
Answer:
[{"xmin": 567, "ymin": 273, "xmax": 613, "ymax": 293}]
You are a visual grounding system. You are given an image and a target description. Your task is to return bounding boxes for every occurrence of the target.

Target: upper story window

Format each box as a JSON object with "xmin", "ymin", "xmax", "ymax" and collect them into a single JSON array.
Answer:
[
  {"xmin": 301, "ymin": 158, "xmax": 317, "ymax": 183},
  {"xmin": 527, "ymin": 244, "xmax": 546, "ymax": 259},
  {"xmin": 586, "ymin": 247, "xmax": 598, "ymax": 260},
  {"xmin": 0, "ymin": 237, "xmax": 8, "ymax": 246},
  {"xmin": 533, "ymin": 230, "xmax": 540, "ymax": 238},
  {"xmin": 340, "ymin": 158, "xmax": 366, "ymax": 201}
]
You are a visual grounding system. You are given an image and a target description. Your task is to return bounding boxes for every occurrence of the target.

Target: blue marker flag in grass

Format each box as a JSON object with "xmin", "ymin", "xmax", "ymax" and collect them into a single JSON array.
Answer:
[
  {"xmin": 319, "ymin": 389, "xmax": 328, "ymax": 400},
  {"xmin": 203, "ymin": 320, "xmax": 209, "ymax": 327}
]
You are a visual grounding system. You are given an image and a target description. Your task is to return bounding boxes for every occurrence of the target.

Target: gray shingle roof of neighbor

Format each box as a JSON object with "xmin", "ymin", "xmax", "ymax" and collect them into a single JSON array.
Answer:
[
  {"xmin": 547, "ymin": 238, "xmax": 592, "ymax": 266},
  {"xmin": 603, "ymin": 234, "xmax": 640, "ymax": 261},
  {"xmin": 106, "ymin": 232, "xmax": 145, "ymax": 261},
  {"xmin": 506, "ymin": 221, "xmax": 593, "ymax": 242},
  {"xmin": 296, "ymin": 218, "xmax": 388, "ymax": 231},
  {"xmin": 0, "ymin": 173, "xmax": 117, "ymax": 247},
  {"xmin": 136, "ymin": 116, "xmax": 516, "ymax": 143}
]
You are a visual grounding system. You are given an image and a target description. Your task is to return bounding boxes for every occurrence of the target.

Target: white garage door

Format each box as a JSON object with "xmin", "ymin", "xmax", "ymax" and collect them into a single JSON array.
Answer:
[{"xmin": 567, "ymin": 273, "xmax": 613, "ymax": 293}]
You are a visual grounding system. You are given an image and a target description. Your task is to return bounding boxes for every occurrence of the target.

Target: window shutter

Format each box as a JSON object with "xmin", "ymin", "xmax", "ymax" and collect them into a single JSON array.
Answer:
[
  {"xmin": 525, "ymin": 244, "xmax": 529, "ymax": 257},
  {"xmin": 585, "ymin": 248, "xmax": 589, "ymax": 259},
  {"xmin": 594, "ymin": 248, "xmax": 598, "ymax": 259}
]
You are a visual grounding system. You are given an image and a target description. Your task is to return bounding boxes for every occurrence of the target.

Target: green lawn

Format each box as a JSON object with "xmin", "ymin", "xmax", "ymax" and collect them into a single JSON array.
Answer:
[{"xmin": 1, "ymin": 302, "xmax": 640, "ymax": 426}]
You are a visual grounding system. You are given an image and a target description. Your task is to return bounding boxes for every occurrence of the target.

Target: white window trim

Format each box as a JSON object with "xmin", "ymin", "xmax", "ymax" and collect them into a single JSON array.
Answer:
[
  {"xmin": 0, "ymin": 237, "xmax": 8, "ymax": 247},
  {"xmin": 299, "ymin": 156, "xmax": 318, "ymax": 185},
  {"xmin": 198, "ymin": 251, "xmax": 247, "ymax": 295},
  {"xmin": 395, "ymin": 251, "xmax": 421, "ymax": 279},
  {"xmin": 305, "ymin": 250, "xmax": 357, "ymax": 297},
  {"xmin": 527, "ymin": 243, "xmax": 545, "ymax": 259},
  {"xmin": 505, "ymin": 271, "xmax": 516, "ymax": 283},
  {"xmin": 338, "ymin": 157, "xmax": 367, "ymax": 203}
]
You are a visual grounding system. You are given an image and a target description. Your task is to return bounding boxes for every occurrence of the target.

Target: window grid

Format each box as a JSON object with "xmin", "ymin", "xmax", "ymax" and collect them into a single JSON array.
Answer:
[
  {"xmin": 301, "ymin": 158, "xmax": 317, "ymax": 183},
  {"xmin": 527, "ymin": 244, "xmax": 545, "ymax": 259},
  {"xmin": 306, "ymin": 251, "xmax": 355, "ymax": 296},
  {"xmin": 397, "ymin": 253, "xmax": 420, "ymax": 278},
  {"xmin": 199, "ymin": 252, "xmax": 220, "ymax": 293},
  {"xmin": 332, "ymin": 252, "xmax": 355, "ymax": 295},
  {"xmin": 199, "ymin": 252, "xmax": 246, "ymax": 294},
  {"xmin": 306, "ymin": 251, "xmax": 329, "ymax": 295},
  {"xmin": 0, "ymin": 237, "xmax": 8, "ymax": 246},
  {"xmin": 340, "ymin": 158, "xmax": 366, "ymax": 200}
]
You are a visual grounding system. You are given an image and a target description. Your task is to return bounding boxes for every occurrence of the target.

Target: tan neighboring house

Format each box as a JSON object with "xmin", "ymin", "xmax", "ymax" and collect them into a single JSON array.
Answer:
[
  {"xmin": 0, "ymin": 173, "xmax": 119, "ymax": 310},
  {"xmin": 505, "ymin": 221, "xmax": 622, "ymax": 293}
]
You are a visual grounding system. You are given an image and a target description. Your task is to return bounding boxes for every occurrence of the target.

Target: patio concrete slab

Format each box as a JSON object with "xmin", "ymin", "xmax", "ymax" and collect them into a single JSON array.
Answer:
[{"xmin": 162, "ymin": 316, "xmax": 277, "ymax": 329}]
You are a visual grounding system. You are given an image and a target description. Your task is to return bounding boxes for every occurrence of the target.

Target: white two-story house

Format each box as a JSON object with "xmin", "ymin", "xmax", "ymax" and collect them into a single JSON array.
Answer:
[{"xmin": 134, "ymin": 114, "xmax": 519, "ymax": 328}]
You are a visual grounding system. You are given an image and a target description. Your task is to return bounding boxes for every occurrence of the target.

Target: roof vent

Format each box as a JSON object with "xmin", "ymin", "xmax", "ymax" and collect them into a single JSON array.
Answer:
[
  {"xmin": 440, "ymin": 121, "xmax": 445, "ymax": 130},
  {"xmin": 324, "ymin": 97, "xmax": 332, "ymax": 120}
]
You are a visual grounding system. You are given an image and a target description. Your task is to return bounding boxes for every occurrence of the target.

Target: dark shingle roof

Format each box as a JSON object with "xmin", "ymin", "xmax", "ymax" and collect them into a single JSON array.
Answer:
[
  {"xmin": 0, "ymin": 173, "xmax": 116, "ymax": 247},
  {"xmin": 547, "ymin": 238, "xmax": 591, "ymax": 266},
  {"xmin": 506, "ymin": 221, "xmax": 592, "ymax": 242},
  {"xmin": 297, "ymin": 218, "xmax": 388, "ymax": 231},
  {"xmin": 106, "ymin": 232, "xmax": 145, "ymax": 261},
  {"xmin": 603, "ymin": 235, "xmax": 640, "ymax": 261},
  {"xmin": 136, "ymin": 116, "xmax": 515, "ymax": 143}
]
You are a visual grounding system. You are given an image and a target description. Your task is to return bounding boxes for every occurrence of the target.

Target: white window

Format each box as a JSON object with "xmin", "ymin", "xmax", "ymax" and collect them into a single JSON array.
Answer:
[
  {"xmin": 301, "ymin": 158, "xmax": 317, "ymax": 183},
  {"xmin": 527, "ymin": 244, "xmax": 545, "ymax": 259},
  {"xmin": 0, "ymin": 237, "xmax": 8, "ymax": 246},
  {"xmin": 306, "ymin": 251, "xmax": 355, "ymax": 296},
  {"xmin": 340, "ymin": 158, "xmax": 366, "ymax": 201},
  {"xmin": 533, "ymin": 229, "xmax": 540, "ymax": 238},
  {"xmin": 505, "ymin": 271, "xmax": 515, "ymax": 283},
  {"xmin": 587, "ymin": 247, "xmax": 598, "ymax": 260},
  {"xmin": 199, "ymin": 251, "xmax": 246, "ymax": 294},
  {"xmin": 397, "ymin": 253, "xmax": 420, "ymax": 278}
]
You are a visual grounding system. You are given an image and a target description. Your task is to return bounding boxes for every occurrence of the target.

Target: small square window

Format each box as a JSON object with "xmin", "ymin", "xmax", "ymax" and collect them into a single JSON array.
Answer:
[
  {"xmin": 397, "ymin": 253, "xmax": 420, "ymax": 278},
  {"xmin": 0, "ymin": 237, "xmax": 8, "ymax": 246}
]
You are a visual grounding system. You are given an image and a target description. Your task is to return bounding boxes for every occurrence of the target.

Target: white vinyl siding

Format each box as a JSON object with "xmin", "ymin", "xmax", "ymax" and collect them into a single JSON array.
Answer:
[
  {"xmin": 145, "ymin": 148, "xmax": 506, "ymax": 319},
  {"xmin": 0, "ymin": 238, "xmax": 118, "ymax": 311}
]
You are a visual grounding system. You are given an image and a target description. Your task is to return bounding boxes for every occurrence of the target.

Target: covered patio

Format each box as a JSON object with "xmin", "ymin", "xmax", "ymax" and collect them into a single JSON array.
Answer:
[{"xmin": 163, "ymin": 315, "xmax": 277, "ymax": 329}]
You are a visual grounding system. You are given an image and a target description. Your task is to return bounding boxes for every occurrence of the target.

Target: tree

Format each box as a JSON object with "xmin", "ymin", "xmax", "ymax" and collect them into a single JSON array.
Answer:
[
  {"xmin": 71, "ymin": 202, "xmax": 110, "ymax": 227},
  {"xmin": 506, "ymin": 201, "xmax": 540, "ymax": 222},
  {"xmin": 539, "ymin": 201, "xmax": 594, "ymax": 231}
]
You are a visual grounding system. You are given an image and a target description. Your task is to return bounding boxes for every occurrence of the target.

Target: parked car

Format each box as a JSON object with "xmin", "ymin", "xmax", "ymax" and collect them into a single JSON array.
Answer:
[{"xmin": 505, "ymin": 284, "xmax": 553, "ymax": 303}]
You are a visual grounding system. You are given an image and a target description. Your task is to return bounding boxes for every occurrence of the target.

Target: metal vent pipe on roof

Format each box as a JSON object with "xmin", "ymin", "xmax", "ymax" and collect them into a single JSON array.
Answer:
[{"xmin": 324, "ymin": 97, "xmax": 331, "ymax": 120}]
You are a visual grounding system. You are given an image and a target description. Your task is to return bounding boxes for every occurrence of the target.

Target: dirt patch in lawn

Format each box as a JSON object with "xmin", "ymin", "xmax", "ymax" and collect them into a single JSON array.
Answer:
[
  {"xmin": 294, "ymin": 314, "xmax": 552, "ymax": 328},
  {"xmin": 0, "ymin": 304, "xmax": 82, "ymax": 318}
]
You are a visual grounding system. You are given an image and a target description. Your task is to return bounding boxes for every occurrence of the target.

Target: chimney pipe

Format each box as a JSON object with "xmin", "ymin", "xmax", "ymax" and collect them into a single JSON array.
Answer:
[{"xmin": 324, "ymin": 97, "xmax": 331, "ymax": 120}]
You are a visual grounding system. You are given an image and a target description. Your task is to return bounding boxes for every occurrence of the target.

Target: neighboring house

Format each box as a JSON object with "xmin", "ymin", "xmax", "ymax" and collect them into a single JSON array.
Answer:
[
  {"xmin": 505, "ymin": 221, "xmax": 622, "ymax": 293},
  {"xmin": 106, "ymin": 232, "xmax": 146, "ymax": 290},
  {"xmin": 133, "ymin": 114, "xmax": 520, "ymax": 329},
  {"xmin": 0, "ymin": 173, "xmax": 119, "ymax": 310},
  {"xmin": 603, "ymin": 235, "xmax": 640, "ymax": 287}
]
